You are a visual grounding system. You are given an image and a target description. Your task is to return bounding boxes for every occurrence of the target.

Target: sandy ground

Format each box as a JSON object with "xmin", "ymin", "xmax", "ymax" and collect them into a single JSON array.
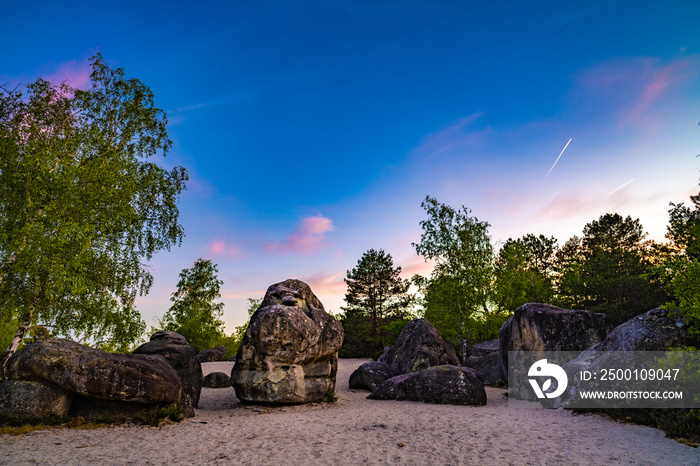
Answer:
[{"xmin": 1, "ymin": 359, "xmax": 697, "ymax": 465}]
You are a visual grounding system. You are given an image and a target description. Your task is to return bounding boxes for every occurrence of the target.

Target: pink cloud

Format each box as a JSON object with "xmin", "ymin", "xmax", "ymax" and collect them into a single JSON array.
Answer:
[
  {"xmin": 46, "ymin": 59, "xmax": 92, "ymax": 90},
  {"xmin": 264, "ymin": 215, "xmax": 334, "ymax": 256},
  {"xmin": 208, "ymin": 239, "xmax": 244, "ymax": 259},
  {"xmin": 299, "ymin": 271, "xmax": 347, "ymax": 298},
  {"xmin": 575, "ymin": 56, "xmax": 699, "ymax": 130}
]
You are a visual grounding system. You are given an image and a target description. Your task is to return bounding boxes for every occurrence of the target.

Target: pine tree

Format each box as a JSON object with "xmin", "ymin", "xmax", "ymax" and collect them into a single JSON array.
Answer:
[{"xmin": 341, "ymin": 249, "xmax": 412, "ymax": 355}]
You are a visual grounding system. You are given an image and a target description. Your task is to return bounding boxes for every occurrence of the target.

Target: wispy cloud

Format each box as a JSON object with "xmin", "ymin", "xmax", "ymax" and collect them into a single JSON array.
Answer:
[
  {"xmin": 264, "ymin": 215, "xmax": 334, "ymax": 256},
  {"xmin": 411, "ymin": 113, "xmax": 489, "ymax": 160},
  {"xmin": 575, "ymin": 56, "xmax": 699, "ymax": 130}
]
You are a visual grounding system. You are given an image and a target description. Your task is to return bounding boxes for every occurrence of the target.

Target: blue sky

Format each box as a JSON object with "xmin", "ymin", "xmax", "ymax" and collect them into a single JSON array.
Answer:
[{"xmin": 3, "ymin": 1, "xmax": 699, "ymax": 332}]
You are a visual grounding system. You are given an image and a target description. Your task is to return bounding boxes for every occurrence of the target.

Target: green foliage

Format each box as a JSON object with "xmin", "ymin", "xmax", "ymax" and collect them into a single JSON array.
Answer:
[
  {"xmin": 216, "ymin": 297, "xmax": 261, "ymax": 358},
  {"xmin": 554, "ymin": 236, "xmax": 586, "ymax": 309},
  {"xmin": 160, "ymin": 258, "xmax": 225, "ymax": 352},
  {"xmin": 412, "ymin": 196, "xmax": 496, "ymax": 360},
  {"xmin": 0, "ymin": 54, "xmax": 187, "ymax": 359},
  {"xmin": 668, "ymin": 194, "xmax": 700, "ymax": 260},
  {"xmin": 661, "ymin": 187, "xmax": 700, "ymax": 337},
  {"xmin": 493, "ymin": 235, "xmax": 556, "ymax": 312},
  {"xmin": 555, "ymin": 214, "xmax": 668, "ymax": 325},
  {"xmin": 340, "ymin": 249, "xmax": 413, "ymax": 356}
]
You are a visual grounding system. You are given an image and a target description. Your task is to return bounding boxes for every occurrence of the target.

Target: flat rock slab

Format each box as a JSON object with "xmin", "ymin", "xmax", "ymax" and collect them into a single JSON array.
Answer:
[{"xmin": 7, "ymin": 338, "xmax": 181, "ymax": 405}]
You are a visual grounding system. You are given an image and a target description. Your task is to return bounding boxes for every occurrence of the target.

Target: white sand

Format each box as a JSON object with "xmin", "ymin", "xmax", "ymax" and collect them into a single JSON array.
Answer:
[{"xmin": 1, "ymin": 359, "xmax": 697, "ymax": 465}]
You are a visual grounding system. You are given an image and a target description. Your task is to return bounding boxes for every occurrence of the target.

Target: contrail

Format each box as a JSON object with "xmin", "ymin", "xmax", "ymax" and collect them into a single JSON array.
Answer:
[
  {"xmin": 607, "ymin": 178, "xmax": 635, "ymax": 196},
  {"xmin": 544, "ymin": 138, "xmax": 572, "ymax": 180}
]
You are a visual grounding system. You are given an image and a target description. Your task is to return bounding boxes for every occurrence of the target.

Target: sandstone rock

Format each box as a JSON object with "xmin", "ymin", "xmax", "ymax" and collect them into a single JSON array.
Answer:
[
  {"xmin": 202, "ymin": 372, "xmax": 231, "ymax": 388},
  {"xmin": 463, "ymin": 351, "xmax": 505, "ymax": 386},
  {"xmin": 499, "ymin": 303, "xmax": 610, "ymax": 400},
  {"xmin": 7, "ymin": 338, "xmax": 182, "ymax": 406},
  {"xmin": 377, "ymin": 318, "xmax": 460, "ymax": 374},
  {"xmin": 557, "ymin": 309, "xmax": 692, "ymax": 408},
  {"xmin": 348, "ymin": 361, "xmax": 397, "ymax": 391},
  {"xmin": 134, "ymin": 330, "xmax": 202, "ymax": 417},
  {"xmin": 0, "ymin": 380, "xmax": 72, "ymax": 420},
  {"xmin": 367, "ymin": 365, "xmax": 486, "ymax": 405},
  {"xmin": 470, "ymin": 339, "xmax": 500, "ymax": 357},
  {"xmin": 587, "ymin": 308, "xmax": 688, "ymax": 352},
  {"xmin": 197, "ymin": 345, "xmax": 227, "ymax": 363},
  {"xmin": 230, "ymin": 279, "xmax": 343, "ymax": 404}
]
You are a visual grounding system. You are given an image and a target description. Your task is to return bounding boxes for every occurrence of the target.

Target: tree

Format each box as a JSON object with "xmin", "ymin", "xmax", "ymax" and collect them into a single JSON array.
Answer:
[
  {"xmin": 340, "ymin": 249, "xmax": 412, "ymax": 356},
  {"xmin": 579, "ymin": 214, "xmax": 667, "ymax": 325},
  {"xmin": 160, "ymin": 259, "xmax": 225, "ymax": 352},
  {"xmin": 668, "ymin": 192, "xmax": 700, "ymax": 260},
  {"xmin": 493, "ymin": 235, "xmax": 557, "ymax": 312},
  {"xmin": 0, "ymin": 54, "xmax": 187, "ymax": 372},
  {"xmin": 221, "ymin": 297, "xmax": 261, "ymax": 357},
  {"xmin": 413, "ymin": 196, "xmax": 495, "ymax": 360},
  {"xmin": 663, "ymin": 182, "xmax": 700, "ymax": 339},
  {"xmin": 554, "ymin": 236, "xmax": 587, "ymax": 309}
]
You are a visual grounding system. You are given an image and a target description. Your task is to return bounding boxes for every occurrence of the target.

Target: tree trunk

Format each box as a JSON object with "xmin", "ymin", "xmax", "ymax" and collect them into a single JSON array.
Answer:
[{"xmin": 0, "ymin": 303, "xmax": 34, "ymax": 380}]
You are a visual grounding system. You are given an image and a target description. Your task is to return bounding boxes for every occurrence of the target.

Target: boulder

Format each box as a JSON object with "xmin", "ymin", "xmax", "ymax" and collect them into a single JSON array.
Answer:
[
  {"xmin": 6, "ymin": 338, "xmax": 182, "ymax": 405},
  {"xmin": 230, "ymin": 279, "xmax": 344, "ymax": 404},
  {"xmin": 377, "ymin": 318, "xmax": 460, "ymax": 374},
  {"xmin": 558, "ymin": 309, "xmax": 691, "ymax": 408},
  {"xmin": 367, "ymin": 365, "xmax": 486, "ymax": 405},
  {"xmin": 586, "ymin": 308, "xmax": 688, "ymax": 352},
  {"xmin": 0, "ymin": 380, "xmax": 72, "ymax": 420},
  {"xmin": 134, "ymin": 330, "xmax": 202, "ymax": 417},
  {"xmin": 470, "ymin": 339, "xmax": 500, "ymax": 357},
  {"xmin": 197, "ymin": 345, "xmax": 227, "ymax": 363},
  {"xmin": 463, "ymin": 351, "xmax": 505, "ymax": 386},
  {"xmin": 202, "ymin": 372, "xmax": 231, "ymax": 389},
  {"xmin": 499, "ymin": 303, "xmax": 610, "ymax": 400},
  {"xmin": 348, "ymin": 361, "xmax": 398, "ymax": 391}
]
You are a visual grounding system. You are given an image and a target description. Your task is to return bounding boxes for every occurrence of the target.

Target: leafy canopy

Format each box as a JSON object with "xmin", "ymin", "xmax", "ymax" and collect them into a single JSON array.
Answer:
[
  {"xmin": 0, "ymin": 54, "xmax": 187, "ymax": 356},
  {"xmin": 160, "ymin": 259, "xmax": 226, "ymax": 352},
  {"xmin": 412, "ymin": 196, "xmax": 495, "ymax": 359}
]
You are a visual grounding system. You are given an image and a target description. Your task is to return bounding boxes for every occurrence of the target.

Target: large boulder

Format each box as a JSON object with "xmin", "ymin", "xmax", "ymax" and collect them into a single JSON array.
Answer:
[
  {"xmin": 202, "ymin": 372, "xmax": 231, "ymax": 389},
  {"xmin": 377, "ymin": 318, "xmax": 460, "ymax": 374},
  {"xmin": 230, "ymin": 279, "xmax": 344, "ymax": 404},
  {"xmin": 586, "ymin": 308, "xmax": 688, "ymax": 352},
  {"xmin": 463, "ymin": 351, "xmax": 505, "ymax": 386},
  {"xmin": 558, "ymin": 309, "xmax": 691, "ymax": 408},
  {"xmin": 7, "ymin": 338, "xmax": 181, "ymax": 404},
  {"xmin": 499, "ymin": 303, "xmax": 610, "ymax": 400},
  {"xmin": 3, "ymin": 338, "xmax": 182, "ymax": 421},
  {"xmin": 367, "ymin": 365, "xmax": 486, "ymax": 405},
  {"xmin": 133, "ymin": 330, "xmax": 202, "ymax": 417},
  {"xmin": 0, "ymin": 380, "xmax": 72, "ymax": 420},
  {"xmin": 348, "ymin": 361, "xmax": 398, "ymax": 391},
  {"xmin": 470, "ymin": 339, "xmax": 500, "ymax": 357},
  {"xmin": 197, "ymin": 345, "xmax": 227, "ymax": 363}
]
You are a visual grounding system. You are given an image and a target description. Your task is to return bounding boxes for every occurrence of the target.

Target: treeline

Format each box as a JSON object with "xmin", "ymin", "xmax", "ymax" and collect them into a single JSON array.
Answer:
[{"xmin": 340, "ymin": 190, "xmax": 700, "ymax": 360}]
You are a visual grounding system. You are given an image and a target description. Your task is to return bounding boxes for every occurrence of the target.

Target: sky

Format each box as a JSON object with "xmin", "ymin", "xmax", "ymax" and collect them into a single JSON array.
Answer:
[{"xmin": 2, "ymin": 1, "xmax": 699, "ymax": 333}]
